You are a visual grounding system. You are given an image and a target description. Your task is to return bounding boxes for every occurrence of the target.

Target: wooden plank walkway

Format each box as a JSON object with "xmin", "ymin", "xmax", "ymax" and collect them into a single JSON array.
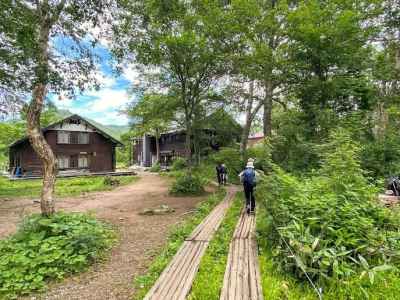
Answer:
[
  {"xmin": 143, "ymin": 187, "xmax": 237, "ymax": 300},
  {"xmin": 220, "ymin": 210, "xmax": 263, "ymax": 300}
]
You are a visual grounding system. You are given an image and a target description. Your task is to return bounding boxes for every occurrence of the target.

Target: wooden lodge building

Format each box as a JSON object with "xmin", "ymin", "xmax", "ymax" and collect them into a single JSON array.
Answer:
[
  {"xmin": 9, "ymin": 114, "xmax": 123, "ymax": 177},
  {"xmin": 133, "ymin": 130, "xmax": 188, "ymax": 167}
]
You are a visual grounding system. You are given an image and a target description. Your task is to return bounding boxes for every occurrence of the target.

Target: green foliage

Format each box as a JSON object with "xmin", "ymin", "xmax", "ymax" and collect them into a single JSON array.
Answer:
[
  {"xmin": 0, "ymin": 176, "xmax": 136, "ymax": 199},
  {"xmin": 188, "ymin": 194, "xmax": 242, "ymax": 300},
  {"xmin": 116, "ymin": 132, "xmax": 133, "ymax": 168},
  {"xmin": 257, "ymin": 130, "xmax": 400, "ymax": 291},
  {"xmin": 246, "ymin": 141, "xmax": 273, "ymax": 173},
  {"xmin": 209, "ymin": 145, "xmax": 272, "ymax": 183},
  {"xmin": 133, "ymin": 189, "xmax": 226, "ymax": 300},
  {"xmin": 114, "ymin": 1, "xmax": 234, "ymax": 163},
  {"xmin": 103, "ymin": 176, "xmax": 121, "ymax": 186},
  {"xmin": 258, "ymin": 237, "xmax": 400, "ymax": 300},
  {"xmin": 269, "ymin": 108, "xmax": 320, "ymax": 173},
  {"xmin": 0, "ymin": 1, "xmax": 109, "ymax": 97},
  {"xmin": 210, "ymin": 147, "xmax": 243, "ymax": 179},
  {"xmin": 199, "ymin": 108, "xmax": 242, "ymax": 149},
  {"xmin": 149, "ymin": 162, "xmax": 161, "ymax": 173},
  {"xmin": 0, "ymin": 212, "xmax": 115, "ymax": 298},
  {"xmin": 0, "ymin": 121, "xmax": 25, "ymax": 170},
  {"xmin": 171, "ymin": 157, "xmax": 187, "ymax": 171},
  {"xmin": 170, "ymin": 173, "xmax": 206, "ymax": 196},
  {"xmin": 128, "ymin": 93, "xmax": 176, "ymax": 139},
  {"xmin": 192, "ymin": 161, "xmax": 216, "ymax": 184}
]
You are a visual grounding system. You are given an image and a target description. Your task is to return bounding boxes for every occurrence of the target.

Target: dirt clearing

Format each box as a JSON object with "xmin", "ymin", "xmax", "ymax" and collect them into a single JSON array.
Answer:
[{"xmin": 0, "ymin": 172, "xmax": 209, "ymax": 300}]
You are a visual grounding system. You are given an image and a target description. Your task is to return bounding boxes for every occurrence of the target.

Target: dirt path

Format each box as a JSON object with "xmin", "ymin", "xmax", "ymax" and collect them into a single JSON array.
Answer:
[{"xmin": 0, "ymin": 173, "xmax": 209, "ymax": 300}]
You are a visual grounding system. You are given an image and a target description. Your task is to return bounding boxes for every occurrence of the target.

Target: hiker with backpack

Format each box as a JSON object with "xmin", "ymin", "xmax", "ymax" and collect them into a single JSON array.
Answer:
[
  {"xmin": 387, "ymin": 176, "xmax": 400, "ymax": 196},
  {"xmin": 216, "ymin": 163, "xmax": 224, "ymax": 185},
  {"xmin": 239, "ymin": 158, "xmax": 258, "ymax": 215},
  {"xmin": 221, "ymin": 164, "xmax": 228, "ymax": 185}
]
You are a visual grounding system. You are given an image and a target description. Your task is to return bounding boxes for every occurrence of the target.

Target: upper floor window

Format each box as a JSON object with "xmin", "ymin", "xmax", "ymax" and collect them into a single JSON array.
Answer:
[
  {"xmin": 57, "ymin": 131, "xmax": 90, "ymax": 144},
  {"xmin": 57, "ymin": 131, "xmax": 69, "ymax": 144},
  {"xmin": 78, "ymin": 132, "xmax": 89, "ymax": 144}
]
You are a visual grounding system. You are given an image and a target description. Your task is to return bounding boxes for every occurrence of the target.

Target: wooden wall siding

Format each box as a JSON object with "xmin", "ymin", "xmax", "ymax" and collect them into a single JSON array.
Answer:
[
  {"xmin": 10, "ymin": 130, "xmax": 116, "ymax": 174},
  {"xmin": 133, "ymin": 140, "xmax": 143, "ymax": 165},
  {"xmin": 158, "ymin": 132, "xmax": 186, "ymax": 155},
  {"xmin": 134, "ymin": 132, "xmax": 189, "ymax": 166}
]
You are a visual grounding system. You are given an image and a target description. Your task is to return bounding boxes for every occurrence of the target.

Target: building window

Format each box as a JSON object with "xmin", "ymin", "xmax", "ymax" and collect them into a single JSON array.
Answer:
[
  {"xmin": 78, "ymin": 132, "xmax": 89, "ymax": 144},
  {"xmin": 57, "ymin": 131, "xmax": 89, "ymax": 144},
  {"xmin": 78, "ymin": 155, "xmax": 88, "ymax": 168},
  {"xmin": 69, "ymin": 132, "xmax": 79, "ymax": 144},
  {"xmin": 57, "ymin": 156, "xmax": 69, "ymax": 169},
  {"xmin": 69, "ymin": 155, "xmax": 78, "ymax": 168},
  {"xmin": 57, "ymin": 131, "xmax": 70, "ymax": 144}
]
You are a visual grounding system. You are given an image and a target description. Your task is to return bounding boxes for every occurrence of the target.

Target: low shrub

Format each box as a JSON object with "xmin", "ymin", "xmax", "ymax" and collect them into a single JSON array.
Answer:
[
  {"xmin": 210, "ymin": 147, "xmax": 243, "ymax": 183},
  {"xmin": 0, "ymin": 212, "xmax": 115, "ymax": 298},
  {"xmin": 170, "ymin": 173, "xmax": 205, "ymax": 196},
  {"xmin": 103, "ymin": 176, "xmax": 120, "ymax": 186},
  {"xmin": 149, "ymin": 162, "xmax": 161, "ymax": 173},
  {"xmin": 246, "ymin": 141, "xmax": 273, "ymax": 173},
  {"xmin": 257, "ymin": 130, "xmax": 400, "ymax": 291},
  {"xmin": 171, "ymin": 158, "xmax": 187, "ymax": 171}
]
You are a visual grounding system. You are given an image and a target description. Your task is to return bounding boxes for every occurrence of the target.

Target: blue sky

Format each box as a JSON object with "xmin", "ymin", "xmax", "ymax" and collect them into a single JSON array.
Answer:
[{"xmin": 50, "ymin": 41, "xmax": 139, "ymax": 126}]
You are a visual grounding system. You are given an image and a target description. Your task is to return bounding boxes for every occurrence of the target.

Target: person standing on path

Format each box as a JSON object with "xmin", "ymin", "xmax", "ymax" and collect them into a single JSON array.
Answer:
[
  {"xmin": 221, "ymin": 164, "xmax": 228, "ymax": 185},
  {"xmin": 239, "ymin": 158, "xmax": 258, "ymax": 214},
  {"xmin": 216, "ymin": 163, "xmax": 224, "ymax": 185}
]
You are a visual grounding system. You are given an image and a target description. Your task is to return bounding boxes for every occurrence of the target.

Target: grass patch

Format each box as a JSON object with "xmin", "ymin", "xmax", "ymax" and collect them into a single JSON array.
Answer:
[
  {"xmin": 0, "ymin": 175, "xmax": 138, "ymax": 199},
  {"xmin": 188, "ymin": 193, "xmax": 242, "ymax": 300},
  {"xmin": 133, "ymin": 188, "xmax": 226, "ymax": 300},
  {"xmin": 0, "ymin": 212, "xmax": 115, "ymax": 299}
]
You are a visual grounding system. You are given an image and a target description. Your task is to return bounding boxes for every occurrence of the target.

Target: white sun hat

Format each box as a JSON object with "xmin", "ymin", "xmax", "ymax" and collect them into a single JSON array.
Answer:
[{"xmin": 246, "ymin": 158, "xmax": 255, "ymax": 168}]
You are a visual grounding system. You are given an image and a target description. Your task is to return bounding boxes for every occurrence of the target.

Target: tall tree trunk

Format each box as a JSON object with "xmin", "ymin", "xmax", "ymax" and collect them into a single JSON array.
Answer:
[
  {"xmin": 372, "ymin": 101, "xmax": 388, "ymax": 140},
  {"xmin": 240, "ymin": 88, "xmax": 254, "ymax": 155},
  {"xmin": 185, "ymin": 117, "xmax": 192, "ymax": 169},
  {"xmin": 27, "ymin": 10, "xmax": 57, "ymax": 216},
  {"xmin": 263, "ymin": 81, "xmax": 273, "ymax": 137},
  {"xmin": 155, "ymin": 128, "xmax": 160, "ymax": 163}
]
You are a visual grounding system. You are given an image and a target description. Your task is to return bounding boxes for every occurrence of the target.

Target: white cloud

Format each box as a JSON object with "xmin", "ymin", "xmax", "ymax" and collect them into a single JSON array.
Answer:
[
  {"xmin": 122, "ymin": 65, "xmax": 141, "ymax": 85},
  {"xmin": 94, "ymin": 69, "xmax": 116, "ymax": 88},
  {"xmin": 95, "ymin": 111, "xmax": 129, "ymax": 126},
  {"xmin": 86, "ymin": 88, "xmax": 131, "ymax": 111}
]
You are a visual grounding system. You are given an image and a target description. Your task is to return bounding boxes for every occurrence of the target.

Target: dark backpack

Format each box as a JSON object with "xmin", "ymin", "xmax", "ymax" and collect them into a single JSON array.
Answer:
[{"xmin": 242, "ymin": 168, "xmax": 256, "ymax": 186}]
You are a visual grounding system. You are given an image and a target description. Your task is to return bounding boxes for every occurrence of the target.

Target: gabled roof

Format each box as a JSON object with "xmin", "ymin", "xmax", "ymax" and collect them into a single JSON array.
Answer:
[{"xmin": 10, "ymin": 114, "xmax": 123, "ymax": 147}]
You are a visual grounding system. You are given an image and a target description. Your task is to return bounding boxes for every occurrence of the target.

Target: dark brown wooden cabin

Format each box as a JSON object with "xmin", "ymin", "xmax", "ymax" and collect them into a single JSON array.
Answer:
[
  {"xmin": 133, "ymin": 130, "xmax": 187, "ymax": 167},
  {"xmin": 133, "ymin": 129, "xmax": 220, "ymax": 167},
  {"xmin": 9, "ymin": 114, "xmax": 123, "ymax": 177}
]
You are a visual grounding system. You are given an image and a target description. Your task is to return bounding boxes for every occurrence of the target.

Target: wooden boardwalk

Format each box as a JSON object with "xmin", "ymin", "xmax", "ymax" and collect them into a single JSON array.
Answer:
[
  {"xmin": 143, "ymin": 187, "xmax": 237, "ymax": 300},
  {"xmin": 220, "ymin": 210, "xmax": 263, "ymax": 300}
]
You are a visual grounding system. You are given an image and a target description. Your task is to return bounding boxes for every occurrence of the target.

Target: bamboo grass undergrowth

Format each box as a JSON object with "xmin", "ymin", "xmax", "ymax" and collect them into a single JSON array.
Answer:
[
  {"xmin": 257, "ymin": 206, "xmax": 400, "ymax": 300},
  {"xmin": 188, "ymin": 193, "xmax": 243, "ymax": 300},
  {"xmin": 132, "ymin": 188, "xmax": 226, "ymax": 300}
]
